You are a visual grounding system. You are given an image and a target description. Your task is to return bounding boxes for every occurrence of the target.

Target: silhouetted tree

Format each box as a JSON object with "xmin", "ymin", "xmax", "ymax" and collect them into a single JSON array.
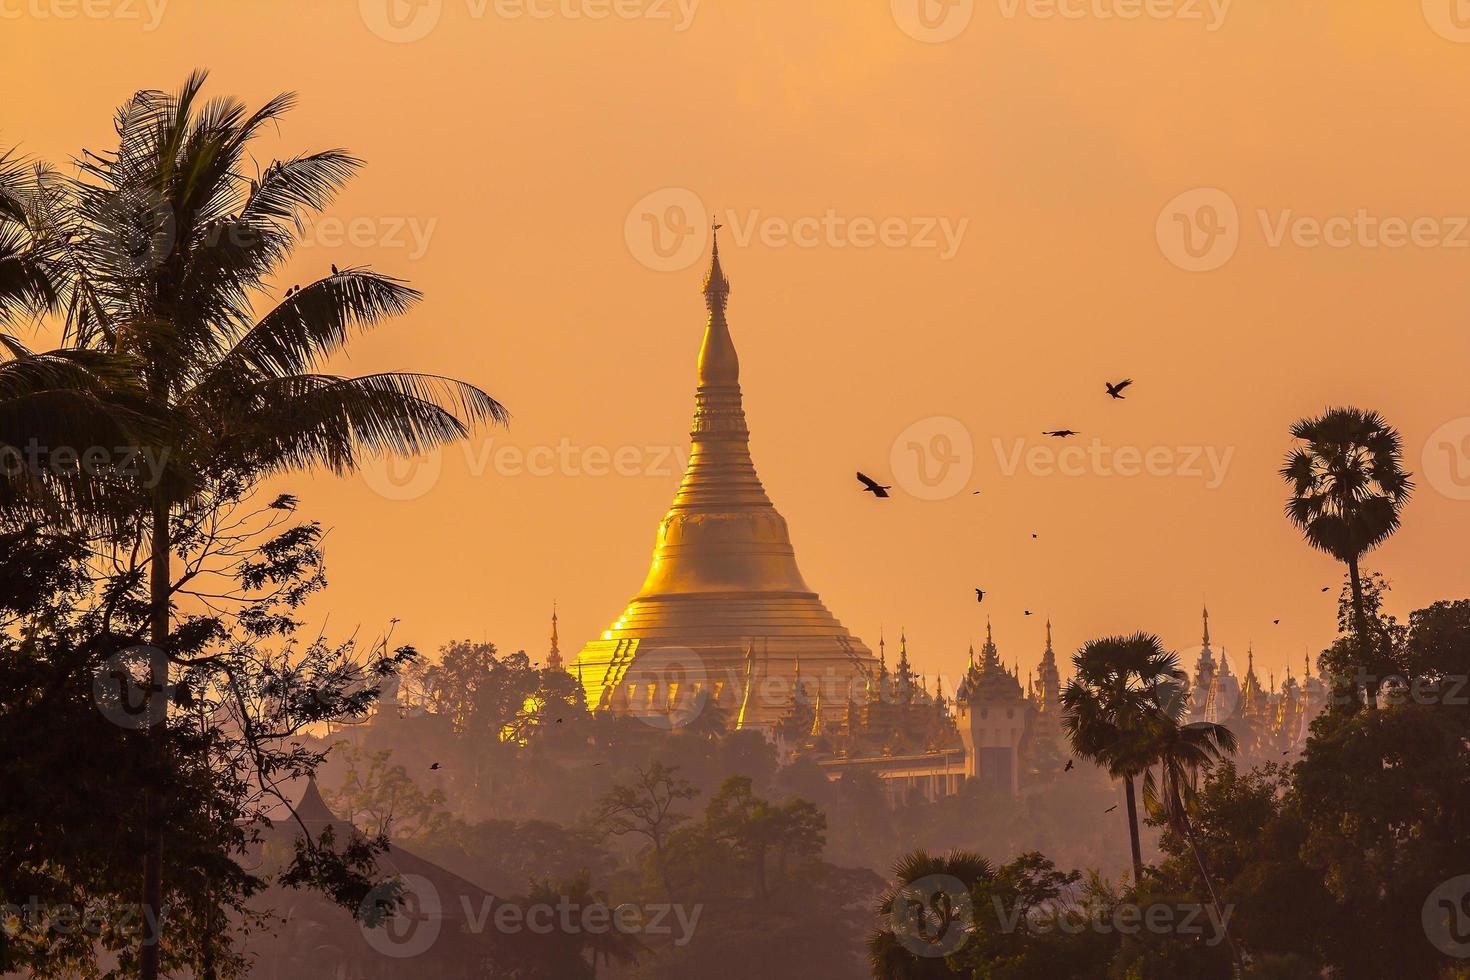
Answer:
[
  {"xmin": 590, "ymin": 762, "xmax": 698, "ymax": 902},
  {"xmin": 1062, "ymin": 633, "xmax": 1181, "ymax": 884},
  {"xmin": 1282, "ymin": 408, "xmax": 1411, "ymax": 708},
  {"xmin": 47, "ymin": 70, "xmax": 504, "ymax": 978}
]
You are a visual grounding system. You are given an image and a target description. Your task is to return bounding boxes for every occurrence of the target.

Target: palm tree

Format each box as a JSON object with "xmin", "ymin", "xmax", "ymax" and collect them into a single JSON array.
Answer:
[
  {"xmin": 1282, "ymin": 408, "xmax": 1412, "ymax": 708},
  {"xmin": 57, "ymin": 72, "xmax": 505, "ymax": 979},
  {"xmin": 1061, "ymin": 632, "xmax": 1182, "ymax": 884},
  {"xmin": 868, "ymin": 849, "xmax": 993, "ymax": 979},
  {"xmin": 1141, "ymin": 712, "xmax": 1241, "ymax": 975},
  {"xmin": 0, "ymin": 147, "xmax": 139, "ymax": 514}
]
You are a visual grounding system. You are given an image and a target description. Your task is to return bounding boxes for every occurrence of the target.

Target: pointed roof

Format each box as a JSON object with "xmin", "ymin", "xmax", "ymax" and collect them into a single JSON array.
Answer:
[
  {"xmin": 571, "ymin": 236, "xmax": 877, "ymax": 724},
  {"xmin": 547, "ymin": 601, "xmax": 564, "ymax": 672},
  {"xmin": 698, "ymin": 225, "xmax": 737, "ymax": 386}
]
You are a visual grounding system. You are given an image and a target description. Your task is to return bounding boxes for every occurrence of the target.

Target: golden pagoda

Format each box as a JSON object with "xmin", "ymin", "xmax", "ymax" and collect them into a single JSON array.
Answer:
[{"xmin": 572, "ymin": 231, "xmax": 878, "ymax": 731}]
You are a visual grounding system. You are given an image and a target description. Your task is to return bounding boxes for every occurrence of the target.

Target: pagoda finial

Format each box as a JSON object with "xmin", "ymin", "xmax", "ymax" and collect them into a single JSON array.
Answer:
[
  {"xmin": 1045, "ymin": 617, "xmax": 1053, "ymax": 653},
  {"xmin": 703, "ymin": 221, "xmax": 730, "ymax": 311},
  {"xmin": 696, "ymin": 221, "xmax": 739, "ymax": 387},
  {"xmin": 1202, "ymin": 603, "xmax": 1211, "ymax": 648}
]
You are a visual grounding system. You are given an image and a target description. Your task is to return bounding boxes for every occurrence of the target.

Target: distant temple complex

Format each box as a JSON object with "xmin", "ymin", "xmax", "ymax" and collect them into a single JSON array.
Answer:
[{"xmin": 353, "ymin": 240, "xmax": 1328, "ymax": 806}]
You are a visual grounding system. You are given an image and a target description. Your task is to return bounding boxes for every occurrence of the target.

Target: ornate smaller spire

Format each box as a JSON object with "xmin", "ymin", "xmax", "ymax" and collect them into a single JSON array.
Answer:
[{"xmin": 547, "ymin": 601, "xmax": 564, "ymax": 672}]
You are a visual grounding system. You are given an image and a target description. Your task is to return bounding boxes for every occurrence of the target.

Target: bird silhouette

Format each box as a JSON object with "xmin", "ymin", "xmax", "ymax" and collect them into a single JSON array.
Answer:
[
  {"xmin": 975, "ymin": 589, "xmax": 986, "ymax": 603},
  {"xmin": 1031, "ymin": 533, "xmax": 1038, "ymax": 539},
  {"xmin": 429, "ymin": 763, "xmax": 441, "ymax": 770},
  {"xmin": 856, "ymin": 472, "xmax": 891, "ymax": 498},
  {"xmin": 1321, "ymin": 587, "xmax": 1331, "ymax": 592},
  {"xmin": 1273, "ymin": 619, "xmax": 1282, "ymax": 625},
  {"xmin": 1024, "ymin": 610, "xmax": 1033, "ymax": 616},
  {"xmin": 1043, "ymin": 429, "xmax": 1079, "ymax": 438},
  {"xmin": 1064, "ymin": 760, "xmax": 1074, "ymax": 772},
  {"xmin": 330, "ymin": 263, "xmax": 338, "ymax": 275},
  {"xmin": 1105, "ymin": 379, "xmax": 1133, "ymax": 399},
  {"xmin": 1104, "ymin": 804, "xmax": 1118, "ymax": 814}
]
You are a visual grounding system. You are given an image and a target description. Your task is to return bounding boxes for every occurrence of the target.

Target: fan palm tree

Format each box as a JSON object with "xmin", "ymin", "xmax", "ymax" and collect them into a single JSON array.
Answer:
[
  {"xmin": 57, "ymin": 71, "xmax": 505, "ymax": 978},
  {"xmin": 867, "ymin": 849, "xmax": 993, "ymax": 979},
  {"xmin": 1141, "ymin": 712, "xmax": 1241, "ymax": 975},
  {"xmin": 1061, "ymin": 632, "xmax": 1182, "ymax": 885},
  {"xmin": 1282, "ymin": 408, "xmax": 1412, "ymax": 708}
]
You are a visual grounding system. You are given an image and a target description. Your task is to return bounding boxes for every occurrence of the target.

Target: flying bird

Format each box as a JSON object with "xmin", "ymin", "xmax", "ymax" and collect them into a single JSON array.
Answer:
[
  {"xmin": 1104, "ymin": 804, "xmax": 1118, "ymax": 814},
  {"xmin": 856, "ymin": 472, "xmax": 891, "ymax": 498},
  {"xmin": 1321, "ymin": 587, "xmax": 1331, "ymax": 593},
  {"xmin": 1064, "ymin": 760, "xmax": 1074, "ymax": 772},
  {"xmin": 1273, "ymin": 619, "xmax": 1282, "ymax": 625},
  {"xmin": 975, "ymin": 589, "xmax": 986, "ymax": 603},
  {"xmin": 1105, "ymin": 379, "xmax": 1133, "ymax": 399},
  {"xmin": 429, "ymin": 763, "xmax": 441, "ymax": 771},
  {"xmin": 1031, "ymin": 533, "xmax": 1038, "ymax": 539},
  {"xmin": 1043, "ymin": 430, "xmax": 1079, "ymax": 438},
  {"xmin": 1024, "ymin": 610, "xmax": 1033, "ymax": 617}
]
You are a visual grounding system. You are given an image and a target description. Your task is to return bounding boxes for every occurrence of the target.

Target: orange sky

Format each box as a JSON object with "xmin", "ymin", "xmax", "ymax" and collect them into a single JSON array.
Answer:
[{"xmin": 6, "ymin": 0, "xmax": 1470, "ymax": 689}]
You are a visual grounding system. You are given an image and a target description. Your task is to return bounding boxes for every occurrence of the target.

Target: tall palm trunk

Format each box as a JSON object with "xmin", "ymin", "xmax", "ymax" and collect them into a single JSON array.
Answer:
[
  {"xmin": 1123, "ymin": 774, "xmax": 1144, "ymax": 884},
  {"xmin": 1346, "ymin": 555, "xmax": 1377, "ymax": 710},
  {"xmin": 140, "ymin": 494, "xmax": 168, "ymax": 980},
  {"xmin": 1182, "ymin": 821, "xmax": 1243, "ymax": 978}
]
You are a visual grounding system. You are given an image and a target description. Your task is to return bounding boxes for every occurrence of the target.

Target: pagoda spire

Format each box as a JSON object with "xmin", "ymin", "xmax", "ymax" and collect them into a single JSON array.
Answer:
[
  {"xmin": 896, "ymin": 628, "xmax": 914, "ymax": 703},
  {"xmin": 547, "ymin": 601, "xmax": 564, "ymax": 672},
  {"xmin": 1202, "ymin": 603, "xmax": 1212, "ymax": 649},
  {"xmin": 698, "ymin": 222, "xmax": 737, "ymax": 386}
]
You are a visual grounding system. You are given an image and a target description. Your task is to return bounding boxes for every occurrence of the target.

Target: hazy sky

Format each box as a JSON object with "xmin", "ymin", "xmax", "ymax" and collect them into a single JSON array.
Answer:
[{"xmin": 6, "ymin": 0, "xmax": 1470, "ymax": 689}]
